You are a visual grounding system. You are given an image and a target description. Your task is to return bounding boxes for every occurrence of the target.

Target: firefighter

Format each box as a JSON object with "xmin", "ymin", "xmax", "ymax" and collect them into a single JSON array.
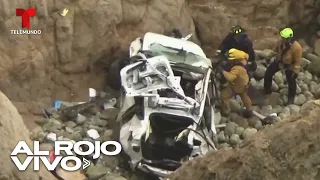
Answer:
[
  {"xmin": 217, "ymin": 48, "xmax": 253, "ymax": 117},
  {"xmin": 217, "ymin": 25, "xmax": 257, "ymax": 77},
  {"xmin": 263, "ymin": 27, "xmax": 302, "ymax": 105}
]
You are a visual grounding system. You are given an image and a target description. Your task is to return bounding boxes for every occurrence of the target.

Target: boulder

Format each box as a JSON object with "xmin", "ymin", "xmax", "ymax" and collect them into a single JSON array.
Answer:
[
  {"xmin": 0, "ymin": 91, "xmax": 56, "ymax": 179},
  {"xmin": 314, "ymin": 39, "xmax": 320, "ymax": 56}
]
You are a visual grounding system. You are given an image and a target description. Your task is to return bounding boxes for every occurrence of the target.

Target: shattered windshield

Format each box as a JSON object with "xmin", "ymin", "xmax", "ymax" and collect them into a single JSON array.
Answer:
[{"xmin": 148, "ymin": 43, "xmax": 212, "ymax": 72}]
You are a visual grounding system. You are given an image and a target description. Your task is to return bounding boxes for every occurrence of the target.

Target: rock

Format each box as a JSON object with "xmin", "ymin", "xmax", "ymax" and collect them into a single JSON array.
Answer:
[
  {"xmin": 89, "ymin": 125, "xmax": 104, "ymax": 132},
  {"xmin": 37, "ymin": 132, "xmax": 47, "ymax": 143},
  {"xmin": 70, "ymin": 132, "xmax": 83, "ymax": 141},
  {"xmin": 271, "ymin": 80, "xmax": 279, "ymax": 91},
  {"xmin": 301, "ymin": 58, "xmax": 311, "ymax": 69},
  {"xmin": 43, "ymin": 119, "xmax": 63, "ymax": 133},
  {"xmin": 229, "ymin": 113, "xmax": 239, "ymax": 122},
  {"xmin": 272, "ymin": 105, "xmax": 283, "ymax": 114},
  {"xmin": 278, "ymin": 98, "xmax": 284, "ymax": 106},
  {"xmin": 306, "ymin": 54, "xmax": 320, "ymax": 75},
  {"xmin": 282, "ymin": 95, "xmax": 288, "ymax": 104},
  {"xmin": 274, "ymin": 71, "xmax": 284, "ymax": 84},
  {"xmin": 279, "ymin": 107, "xmax": 291, "ymax": 119},
  {"xmin": 220, "ymin": 117, "xmax": 228, "ymax": 124},
  {"xmin": 259, "ymin": 49, "xmax": 276, "ymax": 59},
  {"xmin": 65, "ymin": 121, "xmax": 77, "ymax": 128},
  {"xmin": 235, "ymin": 127, "xmax": 245, "ymax": 136},
  {"xmin": 87, "ymin": 129, "xmax": 100, "ymax": 139},
  {"xmin": 102, "ymin": 130, "xmax": 113, "ymax": 141},
  {"xmin": 305, "ymin": 53, "xmax": 320, "ymax": 62},
  {"xmin": 267, "ymin": 92, "xmax": 281, "ymax": 106},
  {"xmin": 87, "ymin": 106, "xmax": 100, "ymax": 115},
  {"xmin": 35, "ymin": 118, "xmax": 49, "ymax": 126},
  {"xmin": 76, "ymin": 114, "xmax": 87, "ymax": 125},
  {"xmin": 104, "ymin": 175, "xmax": 127, "ymax": 180},
  {"xmin": 230, "ymin": 134, "xmax": 241, "ymax": 145},
  {"xmin": 31, "ymin": 126, "xmax": 44, "ymax": 138},
  {"xmin": 314, "ymin": 39, "xmax": 320, "ymax": 56},
  {"xmin": 254, "ymin": 79, "xmax": 264, "ymax": 90},
  {"xmin": 214, "ymin": 112, "xmax": 221, "ymax": 125},
  {"xmin": 64, "ymin": 109, "xmax": 79, "ymax": 120},
  {"xmin": 46, "ymin": 133, "xmax": 57, "ymax": 141},
  {"xmin": 254, "ymin": 64, "xmax": 266, "ymax": 80},
  {"xmin": 296, "ymin": 85, "xmax": 302, "ymax": 94},
  {"xmin": 225, "ymin": 135, "xmax": 230, "ymax": 143},
  {"xmin": 304, "ymin": 91, "xmax": 314, "ymax": 101},
  {"xmin": 288, "ymin": 105, "xmax": 300, "ymax": 115},
  {"xmin": 230, "ymin": 113, "xmax": 249, "ymax": 128},
  {"xmin": 249, "ymin": 78, "xmax": 258, "ymax": 88},
  {"xmin": 294, "ymin": 94, "xmax": 307, "ymax": 105},
  {"xmin": 260, "ymin": 105, "xmax": 272, "ymax": 116},
  {"xmin": 230, "ymin": 99, "xmax": 242, "ymax": 113},
  {"xmin": 242, "ymin": 128, "xmax": 258, "ymax": 139},
  {"xmin": 224, "ymin": 122, "xmax": 238, "ymax": 137},
  {"xmin": 278, "ymin": 83, "xmax": 286, "ymax": 89},
  {"xmin": 300, "ymin": 83, "xmax": 309, "ymax": 92},
  {"xmin": 247, "ymin": 116, "xmax": 260, "ymax": 127},
  {"xmin": 56, "ymin": 163, "xmax": 87, "ymax": 180},
  {"xmin": 254, "ymin": 120, "xmax": 263, "ymax": 130},
  {"xmin": 279, "ymin": 113, "xmax": 289, "ymax": 120},
  {"xmin": 219, "ymin": 143, "xmax": 231, "ymax": 150},
  {"xmin": 309, "ymin": 81, "xmax": 319, "ymax": 94},
  {"xmin": 217, "ymin": 131, "xmax": 226, "ymax": 142},
  {"xmin": 304, "ymin": 71, "xmax": 313, "ymax": 83},
  {"xmin": 92, "ymin": 117, "xmax": 108, "ymax": 127},
  {"xmin": 86, "ymin": 165, "xmax": 107, "ymax": 179},
  {"xmin": 315, "ymin": 91, "xmax": 320, "ymax": 99},
  {"xmin": 251, "ymin": 106, "xmax": 260, "ymax": 113},
  {"xmin": 44, "ymin": 108, "xmax": 58, "ymax": 116},
  {"xmin": 100, "ymin": 108, "xmax": 120, "ymax": 120},
  {"xmin": 280, "ymin": 88, "xmax": 288, "ymax": 95},
  {"xmin": 65, "ymin": 127, "xmax": 74, "ymax": 133},
  {"xmin": 297, "ymin": 72, "xmax": 305, "ymax": 81},
  {"xmin": 298, "ymin": 39, "xmax": 313, "ymax": 56}
]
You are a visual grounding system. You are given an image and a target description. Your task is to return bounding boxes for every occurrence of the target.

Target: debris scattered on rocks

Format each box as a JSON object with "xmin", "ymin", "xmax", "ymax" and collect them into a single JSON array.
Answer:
[{"xmin": 31, "ymin": 90, "xmax": 128, "ymax": 180}]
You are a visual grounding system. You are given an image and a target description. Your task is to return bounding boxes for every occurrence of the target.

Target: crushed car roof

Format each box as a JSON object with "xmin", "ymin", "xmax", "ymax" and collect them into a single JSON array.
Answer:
[{"xmin": 142, "ymin": 32, "xmax": 212, "ymax": 69}]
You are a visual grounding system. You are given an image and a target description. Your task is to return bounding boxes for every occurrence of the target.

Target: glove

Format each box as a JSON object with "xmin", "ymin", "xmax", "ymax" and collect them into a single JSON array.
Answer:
[
  {"xmin": 241, "ymin": 109, "xmax": 253, "ymax": 118},
  {"xmin": 292, "ymin": 72, "xmax": 298, "ymax": 79},
  {"xmin": 215, "ymin": 50, "xmax": 221, "ymax": 56},
  {"xmin": 220, "ymin": 59, "xmax": 228, "ymax": 68},
  {"xmin": 247, "ymin": 61, "xmax": 257, "ymax": 72},
  {"xmin": 216, "ymin": 66, "xmax": 224, "ymax": 74}
]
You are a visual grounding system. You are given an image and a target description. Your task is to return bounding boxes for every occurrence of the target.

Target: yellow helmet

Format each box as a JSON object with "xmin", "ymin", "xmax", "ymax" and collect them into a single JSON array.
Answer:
[{"xmin": 227, "ymin": 48, "xmax": 249, "ymax": 61}]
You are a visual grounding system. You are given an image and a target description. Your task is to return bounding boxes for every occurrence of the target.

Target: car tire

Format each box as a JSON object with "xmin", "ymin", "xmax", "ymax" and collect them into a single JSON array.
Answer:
[{"xmin": 107, "ymin": 57, "xmax": 130, "ymax": 91}]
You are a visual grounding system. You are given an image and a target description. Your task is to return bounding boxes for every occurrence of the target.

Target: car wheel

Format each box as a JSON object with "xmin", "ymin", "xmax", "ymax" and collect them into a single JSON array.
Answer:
[{"xmin": 107, "ymin": 58, "xmax": 130, "ymax": 91}]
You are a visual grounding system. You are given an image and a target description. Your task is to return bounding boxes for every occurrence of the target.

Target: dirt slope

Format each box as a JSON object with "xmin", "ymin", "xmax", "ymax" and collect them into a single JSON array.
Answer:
[
  {"xmin": 169, "ymin": 100, "xmax": 320, "ymax": 180},
  {"xmin": 0, "ymin": 91, "xmax": 56, "ymax": 180}
]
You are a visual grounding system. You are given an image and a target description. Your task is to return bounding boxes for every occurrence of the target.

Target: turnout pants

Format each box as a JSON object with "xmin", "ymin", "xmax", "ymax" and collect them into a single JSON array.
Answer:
[
  {"xmin": 264, "ymin": 60, "xmax": 296, "ymax": 100},
  {"xmin": 220, "ymin": 86, "xmax": 252, "ymax": 114}
]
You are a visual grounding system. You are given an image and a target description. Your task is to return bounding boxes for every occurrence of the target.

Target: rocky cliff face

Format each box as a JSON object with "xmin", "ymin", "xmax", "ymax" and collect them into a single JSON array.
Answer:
[
  {"xmin": 0, "ymin": 91, "xmax": 56, "ymax": 180},
  {"xmin": 0, "ymin": 0, "xmax": 318, "ymax": 122}
]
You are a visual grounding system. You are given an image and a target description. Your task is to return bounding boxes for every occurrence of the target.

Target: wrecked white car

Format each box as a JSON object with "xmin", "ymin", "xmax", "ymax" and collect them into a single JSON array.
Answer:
[{"xmin": 116, "ymin": 32, "xmax": 218, "ymax": 178}]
